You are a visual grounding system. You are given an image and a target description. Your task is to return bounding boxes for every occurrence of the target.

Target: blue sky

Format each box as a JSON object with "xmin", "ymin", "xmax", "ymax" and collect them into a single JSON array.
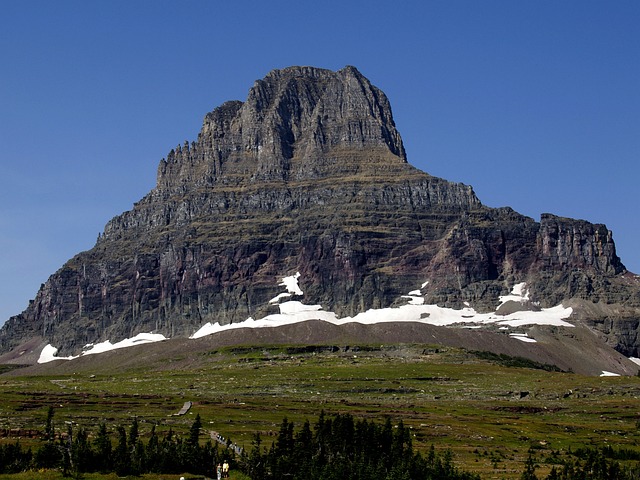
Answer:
[{"xmin": 1, "ymin": 1, "xmax": 638, "ymax": 325}]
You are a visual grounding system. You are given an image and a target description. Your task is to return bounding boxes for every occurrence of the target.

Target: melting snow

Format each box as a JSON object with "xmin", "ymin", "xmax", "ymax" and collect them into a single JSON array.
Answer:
[
  {"xmin": 38, "ymin": 333, "xmax": 167, "ymax": 363},
  {"xmin": 281, "ymin": 272, "xmax": 303, "ymax": 295},
  {"xmin": 38, "ymin": 344, "xmax": 76, "ymax": 363},
  {"xmin": 192, "ymin": 278, "xmax": 573, "ymax": 338},
  {"xmin": 81, "ymin": 333, "xmax": 167, "ymax": 356},
  {"xmin": 269, "ymin": 292, "xmax": 292, "ymax": 304},
  {"xmin": 509, "ymin": 333, "xmax": 537, "ymax": 343},
  {"xmin": 498, "ymin": 282, "xmax": 530, "ymax": 307},
  {"xmin": 600, "ymin": 371, "xmax": 621, "ymax": 377},
  {"xmin": 40, "ymin": 278, "xmax": 574, "ymax": 363},
  {"xmin": 401, "ymin": 295, "xmax": 425, "ymax": 305},
  {"xmin": 269, "ymin": 272, "xmax": 303, "ymax": 303}
]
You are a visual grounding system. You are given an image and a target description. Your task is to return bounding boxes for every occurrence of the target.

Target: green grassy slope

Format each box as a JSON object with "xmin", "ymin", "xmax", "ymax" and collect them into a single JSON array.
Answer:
[{"xmin": 2, "ymin": 344, "xmax": 640, "ymax": 479}]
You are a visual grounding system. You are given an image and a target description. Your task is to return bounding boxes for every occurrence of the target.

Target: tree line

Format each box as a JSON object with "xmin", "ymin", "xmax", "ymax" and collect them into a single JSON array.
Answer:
[
  {"xmin": 523, "ymin": 447, "xmax": 640, "ymax": 480},
  {"xmin": 243, "ymin": 411, "xmax": 479, "ymax": 480},
  {"xmin": 0, "ymin": 406, "xmax": 226, "ymax": 477},
  {"xmin": 0, "ymin": 407, "xmax": 639, "ymax": 479}
]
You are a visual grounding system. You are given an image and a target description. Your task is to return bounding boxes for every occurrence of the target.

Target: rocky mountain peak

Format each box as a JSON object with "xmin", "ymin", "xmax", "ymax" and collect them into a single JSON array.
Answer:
[
  {"xmin": 0, "ymin": 66, "xmax": 638, "ymax": 361},
  {"xmin": 157, "ymin": 66, "xmax": 407, "ymax": 194}
]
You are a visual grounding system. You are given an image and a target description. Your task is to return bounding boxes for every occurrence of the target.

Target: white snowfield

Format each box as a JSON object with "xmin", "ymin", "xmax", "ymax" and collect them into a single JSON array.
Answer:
[
  {"xmin": 40, "ymin": 274, "xmax": 575, "ymax": 363},
  {"xmin": 38, "ymin": 333, "xmax": 168, "ymax": 363}
]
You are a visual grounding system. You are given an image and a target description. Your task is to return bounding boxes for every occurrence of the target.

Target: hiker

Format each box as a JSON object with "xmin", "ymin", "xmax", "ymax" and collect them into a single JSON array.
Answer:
[
  {"xmin": 222, "ymin": 460, "xmax": 230, "ymax": 478},
  {"xmin": 216, "ymin": 463, "xmax": 222, "ymax": 480}
]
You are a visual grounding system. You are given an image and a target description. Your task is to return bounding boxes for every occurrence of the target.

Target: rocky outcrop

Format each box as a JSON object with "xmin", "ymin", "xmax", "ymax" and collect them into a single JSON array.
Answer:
[{"xmin": 1, "ymin": 66, "xmax": 638, "ymax": 357}]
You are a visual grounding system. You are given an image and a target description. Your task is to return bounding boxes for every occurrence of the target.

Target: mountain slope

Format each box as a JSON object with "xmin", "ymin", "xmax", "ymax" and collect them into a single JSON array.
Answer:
[{"xmin": 1, "ymin": 66, "xmax": 638, "ymax": 360}]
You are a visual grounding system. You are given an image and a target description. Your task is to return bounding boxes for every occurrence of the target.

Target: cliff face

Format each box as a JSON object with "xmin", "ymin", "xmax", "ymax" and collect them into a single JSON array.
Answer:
[{"xmin": 1, "ymin": 66, "xmax": 638, "ymax": 357}]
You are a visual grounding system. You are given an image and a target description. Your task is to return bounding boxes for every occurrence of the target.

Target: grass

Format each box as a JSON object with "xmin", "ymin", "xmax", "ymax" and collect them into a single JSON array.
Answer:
[
  {"xmin": 0, "ymin": 473, "xmax": 250, "ymax": 480},
  {"xmin": 2, "ymin": 344, "xmax": 640, "ymax": 479}
]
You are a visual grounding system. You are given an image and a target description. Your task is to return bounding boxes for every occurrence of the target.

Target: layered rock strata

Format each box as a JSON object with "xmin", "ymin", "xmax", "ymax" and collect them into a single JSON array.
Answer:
[{"xmin": 1, "ymin": 66, "xmax": 638, "ymax": 357}]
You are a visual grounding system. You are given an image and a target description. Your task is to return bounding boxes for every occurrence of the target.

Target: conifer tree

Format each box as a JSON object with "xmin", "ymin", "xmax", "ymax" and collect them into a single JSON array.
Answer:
[
  {"xmin": 44, "ymin": 406, "xmax": 55, "ymax": 441},
  {"xmin": 92, "ymin": 422, "xmax": 111, "ymax": 473},
  {"xmin": 521, "ymin": 452, "xmax": 538, "ymax": 480},
  {"xmin": 71, "ymin": 427, "xmax": 92, "ymax": 475},
  {"xmin": 34, "ymin": 406, "xmax": 61, "ymax": 469},
  {"xmin": 145, "ymin": 424, "xmax": 161, "ymax": 473},
  {"xmin": 189, "ymin": 413, "xmax": 202, "ymax": 447},
  {"xmin": 113, "ymin": 425, "xmax": 129, "ymax": 476}
]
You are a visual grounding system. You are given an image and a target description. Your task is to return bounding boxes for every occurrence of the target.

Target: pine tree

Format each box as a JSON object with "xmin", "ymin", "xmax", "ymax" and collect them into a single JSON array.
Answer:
[
  {"xmin": 34, "ymin": 407, "xmax": 61, "ymax": 469},
  {"xmin": 247, "ymin": 432, "xmax": 266, "ymax": 480},
  {"xmin": 71, "ymin": 427, "xmax": 93, "ymax": 475},
  {"xmin": 189, "ymin": 413, "xmax": 202, "ymax": 447},
  {"xmin": 521, "ymin": 452, "xmax": 538, "ymax": 480},
  {"xmin": 92, "ymin": 422, "xmax": 111, "ymax": 473},
  {"xmin": 113, "ymin": 425, "xmax": 129, "ymax": 476},
  {"xmin": 145, "ymin": 424, "xmax": 161, "ymax": 473},
  {"xmin": 274, "ymin": 417, "xmax": 295, "ymax": 478},
  {"xmin": 44, "ymin": 406, "xmax": 55, "ymax": 441},
  {"xmin": 129, "ymin": 417, "xmax": 139, "ymax": 447}
]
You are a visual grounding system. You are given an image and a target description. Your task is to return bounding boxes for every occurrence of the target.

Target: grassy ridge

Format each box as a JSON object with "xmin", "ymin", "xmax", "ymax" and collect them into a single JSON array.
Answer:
[{"xmin": 1, "ymin": 344, "xmax": 640, "ymax": 479}]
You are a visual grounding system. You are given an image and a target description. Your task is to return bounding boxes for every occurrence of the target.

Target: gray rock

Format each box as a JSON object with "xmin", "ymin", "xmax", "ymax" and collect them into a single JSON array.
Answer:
[{"xmin": 1, "ymin": 66, "xmax": 638, "ymax": 357}]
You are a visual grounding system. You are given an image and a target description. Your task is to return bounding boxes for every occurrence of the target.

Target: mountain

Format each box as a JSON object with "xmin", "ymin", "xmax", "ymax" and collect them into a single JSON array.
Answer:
[{"xmin": 1, "ymin": 66, "xmax": 639, "ymax": 366}]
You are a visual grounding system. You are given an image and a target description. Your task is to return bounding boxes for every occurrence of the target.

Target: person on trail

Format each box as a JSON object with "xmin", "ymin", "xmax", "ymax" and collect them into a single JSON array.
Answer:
[
  {"xmin": 217, "ymin": 463, "xmax": 222, "ymax": 480},
  {"xmin": 222, "ymin": 460, "xmax": 229, "ymax": 478}
]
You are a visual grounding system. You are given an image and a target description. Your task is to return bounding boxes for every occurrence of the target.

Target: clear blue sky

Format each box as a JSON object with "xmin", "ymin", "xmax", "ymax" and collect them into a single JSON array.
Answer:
[{"xmin": 1, "ymin": 1, "xmax": 638, "ymax": 325}]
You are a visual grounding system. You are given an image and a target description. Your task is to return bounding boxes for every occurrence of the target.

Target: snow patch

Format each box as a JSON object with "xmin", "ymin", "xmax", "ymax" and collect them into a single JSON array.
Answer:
[
  {"xmin": 281, "ymin": 272, "xmax": 303, "ymax": 295},
  {"xmin": 191, "ymin": 297, "xmax": 572, "ymax": 340},
  {"xmin": 40, "ymin": 275, "xmax": 577, "ymax": 363},
  {"xmin": 600, "ymin": 371, "xmax": 621, "ymax": 377},
  {"xmin": 499, "ymin": 282, "xmax": 530, "ymax": 307},
  {"xmin": 495, "ymin": 305, "xmax": 573, "ymax": 327},
  {"xmin": 629, "ymin": 357, "xmax": 640, "ymax": 367},
  {"xmin": 199, "ymin": 275, "xmax": 574, "ymax": 335},
  {"xmin": 82, "ymin": 333, "xmax": 167, "ymax": 356},
  {"xmin": 510, "ymin": 333, "xmax": 537, "ymax": 343},
  {"xmin": 38, "ymin": 344, "xmax": 76, "ymax": 363},
  {"xmin": 269, "ymin": 273, "xmax": 303, "ymax": 303},
  {"xmin": 401, "ymin": 295, "xmax": 425, "ymax": 306},
  {"xmin": 269, "ymin": 292, "xmax": 292, "ymax": 304},
  {"xmin": 38, "ymin": 333, "xmax": 167, "ymax": 363}
]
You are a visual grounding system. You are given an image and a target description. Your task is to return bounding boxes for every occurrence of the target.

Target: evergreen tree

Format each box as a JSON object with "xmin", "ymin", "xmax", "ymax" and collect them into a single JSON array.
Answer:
[
  {"xmin": 34, "ymin": 406, "xmax": 61, "ymax": 469},
  {"xmin": 92, "ymin": 422, "xmax": 112, "ymax": 473},
  {"xmin": 145, "ymin": 424, "xmax": 161, "ymax": 473},
  {"xmin": 202, "ymin": 439, "xmax": 218, "ymax": 478},
  {"xmin": 71, "ymin": 426, "xmax": 93, "ymax": 475},
  {"xmin": 60, "ymin": 422, "xmax": 73, "ymax": 477},
  {"xmin": 34, "ymin": 440, "xmax": 61, "ymax": 469},
  {"xmin": 247, "ymin": 432, "xmax": 266, "ymax": 480},
  {"xmin": 129, "ymin": 416, "xmax": 139, "ymax": 447},
  {"xmin": 183, "ymin": 413, "xmax": 203, "ymax": 474},
  {"xmin": 0, "ymin": 442, "xmax": 32, "ymax": 474},
  {"xmin": 158, "ymin": 428, "xmax": 180, "ymax": 473},
  {"xmin": 130, "ymin": 437, "xmax": 146, "ymax": 476},
  {"xmin": 293, "ymin": 419, "xmax": 314, "ymax": 477},
  {"xmin": 189, "ymin": 413, "xmax": 202, "ymax": 447},
  {"xmin": 44, "ymin": 406, "xmax": 55, "ymax": 441},
  {"xmin": 273, "ymin": 417, "xmax": 295, "ymax": 478},
  {"xmin": 521, "ymin": 452, "xmax": 538, "ymax": 480},
  {"xmin": 113, "ymin": 425, "xmax": 129, "ymax": 476}
]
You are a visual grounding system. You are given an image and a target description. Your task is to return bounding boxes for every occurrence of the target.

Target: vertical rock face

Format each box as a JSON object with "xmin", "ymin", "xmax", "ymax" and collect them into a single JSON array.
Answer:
[
  {"xmin": 0, "ymin": 66, "xmax": 637, "ymax": 357},
  {"xmin": 536, "ymin": 214, "xmax": 621, "ymax": 275}
]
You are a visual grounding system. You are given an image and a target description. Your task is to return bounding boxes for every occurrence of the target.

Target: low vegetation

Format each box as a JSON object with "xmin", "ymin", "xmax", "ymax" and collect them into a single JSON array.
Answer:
[{"xmin": 1, "ymin": 344, "xmax": 640, "ymax": 478}]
